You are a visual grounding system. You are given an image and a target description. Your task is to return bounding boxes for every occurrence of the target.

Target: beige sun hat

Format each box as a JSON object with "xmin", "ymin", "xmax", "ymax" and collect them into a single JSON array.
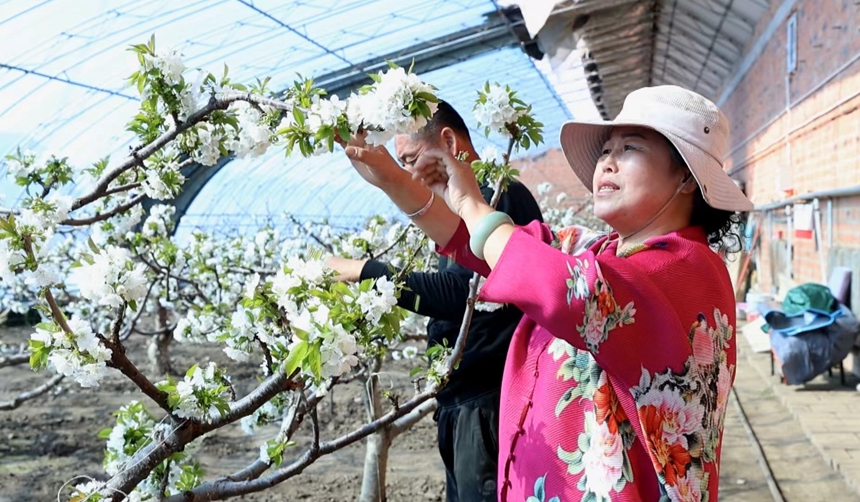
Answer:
[{"xmin": 559, "ymin": 85, "xmax": 753, "ymax": 212}]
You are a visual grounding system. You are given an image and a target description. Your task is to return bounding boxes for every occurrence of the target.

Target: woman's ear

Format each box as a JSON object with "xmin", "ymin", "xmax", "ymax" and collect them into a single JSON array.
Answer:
[{"xmin": 680, "ymin": 173, "xmax": 697, "ymax": 195}]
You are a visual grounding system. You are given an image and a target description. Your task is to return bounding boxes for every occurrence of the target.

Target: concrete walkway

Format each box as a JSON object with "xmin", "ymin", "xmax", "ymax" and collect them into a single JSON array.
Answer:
[{"xmin": 736, "ymin": 332, "xmax": 860, "ymax": 498}]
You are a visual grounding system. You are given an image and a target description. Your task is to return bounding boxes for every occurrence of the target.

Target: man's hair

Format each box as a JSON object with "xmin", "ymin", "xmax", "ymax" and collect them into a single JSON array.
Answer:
[{"xmin": 417, "ymin": 100, "xmax": 472, "ymax": 144}]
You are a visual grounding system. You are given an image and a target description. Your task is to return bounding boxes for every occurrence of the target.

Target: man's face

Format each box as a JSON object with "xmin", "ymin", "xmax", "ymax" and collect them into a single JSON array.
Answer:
[{"xmin": 394, "ymin": 134, "xmax": 438, "ymax": 172}]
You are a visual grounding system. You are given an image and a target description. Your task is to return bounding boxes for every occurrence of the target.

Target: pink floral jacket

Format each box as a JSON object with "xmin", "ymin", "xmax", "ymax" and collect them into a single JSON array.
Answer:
[{"xmin": 439, "ymin": 221, "xmax": 736, "ymax": 502}]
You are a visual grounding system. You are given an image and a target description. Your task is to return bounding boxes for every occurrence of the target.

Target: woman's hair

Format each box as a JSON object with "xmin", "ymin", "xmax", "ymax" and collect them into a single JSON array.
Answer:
[{"xmin": 666, "ymin": 141, "xmax": 745, "ymax": 256}]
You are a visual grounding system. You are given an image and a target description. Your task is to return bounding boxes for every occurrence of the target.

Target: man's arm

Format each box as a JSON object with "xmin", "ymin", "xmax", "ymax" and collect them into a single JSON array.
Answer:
[{"xmin": 358, "ymin": 260, "xmax": 472, "ymax": 321}]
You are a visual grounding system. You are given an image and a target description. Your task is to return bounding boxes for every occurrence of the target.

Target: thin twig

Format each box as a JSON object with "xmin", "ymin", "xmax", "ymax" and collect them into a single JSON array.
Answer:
[
  {"xmin": 103, "ymin": 181, "xmax": 143, "ymax": 198},
  {"xmin": 121, "ymin": 280, "xmax": 160, "ymax": 341},
  {"xmin": 258, "ymin": 340, "xmax": 274, "ymax": 376},
  {"xmin": 370, "ymin": 223, "xmax": 414, "ymax": 260},
  {"xmin": 286, "ymin": 214, "xmax": 334, "ymax": 253},
  {"xmin": 110, "ymin": 302, "xmax": 127, "ymax": 344},
  {"xmin": 61, "ymin": 195, "xmax": 145, "ymax": 226}
]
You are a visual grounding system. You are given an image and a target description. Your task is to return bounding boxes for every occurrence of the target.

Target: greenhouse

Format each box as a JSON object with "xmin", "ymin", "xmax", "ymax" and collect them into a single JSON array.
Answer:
[{"xmin": 4, "ymin": 1, "xmax": 860, "ymax": 501}]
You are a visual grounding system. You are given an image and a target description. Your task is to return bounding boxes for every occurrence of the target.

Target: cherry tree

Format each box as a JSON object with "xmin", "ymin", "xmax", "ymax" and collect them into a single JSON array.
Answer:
[{"xmin": 0, "ymin": 36, "xmax": 547, "ymax": 501}]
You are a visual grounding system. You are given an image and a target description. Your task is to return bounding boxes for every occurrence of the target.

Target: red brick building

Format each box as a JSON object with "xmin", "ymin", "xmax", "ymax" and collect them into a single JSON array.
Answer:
[{"xmin": 717, "ymin": 0, "xmax": 860, "ymax": 302}]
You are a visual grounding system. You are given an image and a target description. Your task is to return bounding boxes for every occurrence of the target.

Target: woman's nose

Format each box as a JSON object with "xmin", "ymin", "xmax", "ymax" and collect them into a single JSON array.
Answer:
[{"xmin": 600, "ymin": 152, "xmax": 618, "ymax": 172}]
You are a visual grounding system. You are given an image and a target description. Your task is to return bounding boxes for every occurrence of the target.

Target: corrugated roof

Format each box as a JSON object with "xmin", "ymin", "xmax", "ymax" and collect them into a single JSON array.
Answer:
[{"xmin": 539, "ymin": 0, "xmax": 771, "ymax": 118}]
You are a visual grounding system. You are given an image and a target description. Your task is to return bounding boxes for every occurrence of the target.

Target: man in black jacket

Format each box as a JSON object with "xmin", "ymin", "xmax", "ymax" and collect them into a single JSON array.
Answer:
[{"xmin": 328, "ymin": 101, "xmax": 543, "ymax": 502}]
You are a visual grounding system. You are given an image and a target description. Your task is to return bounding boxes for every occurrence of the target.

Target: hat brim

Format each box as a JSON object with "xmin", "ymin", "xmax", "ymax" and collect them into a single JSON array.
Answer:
[{"xmin": 559, "ymin": 120, "xmax": 754, "ymax": 212}]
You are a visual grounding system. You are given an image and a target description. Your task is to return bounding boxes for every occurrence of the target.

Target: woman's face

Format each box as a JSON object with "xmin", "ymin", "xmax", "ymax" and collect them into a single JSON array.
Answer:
[{"xmin": 592, "ymin": 126, "xmax": 688, "ymax": 235}]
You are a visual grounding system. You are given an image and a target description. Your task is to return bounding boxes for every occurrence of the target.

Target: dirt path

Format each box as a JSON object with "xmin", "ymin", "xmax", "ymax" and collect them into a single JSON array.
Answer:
[{"xmin": 0, "ymin": 325, "xmax": 444, "ymax": 501}]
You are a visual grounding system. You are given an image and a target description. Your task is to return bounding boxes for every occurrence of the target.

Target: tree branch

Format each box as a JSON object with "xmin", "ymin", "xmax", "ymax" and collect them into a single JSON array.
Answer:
[
  {"xmin": 0, "ymin": 374, "xmax": 64, "ymax": 410},
  {"xmin": 390, "ymin": 398, "xmax": 436, "ymax": 439},
  {"xmin": 104, "ymin": 339, "xmax": 174, "ymax": 416},
  {"xmin": 103, "ymin": 181, "xmax": 142, "ymax": 198},
  {"xmin": 0, "ymin": 352, "xmax": 30, "ymax": 369},
  {"xmin": 104, "ymin": 369, "xmax": 295, "ymax": 500},
  {"xmin": 74, "ymin": 92, "xmax": 290, "ymax": 212},
  {"xmin": 163, "ymin": 386, "xmax": 436, "ymax": 501},
  {"xmin": 61, "ymin": 195, "xmax": 146, "ymax": 226}
]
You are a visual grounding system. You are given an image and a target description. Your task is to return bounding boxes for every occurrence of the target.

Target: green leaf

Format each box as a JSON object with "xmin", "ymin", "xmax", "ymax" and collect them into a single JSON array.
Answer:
[
  {"xmin": 98, "ymin": 427, "xmax": 114, "ymax": 439},
  {"xmin": 409, "ymin": 366, "xmax": 423, "ymax": 378},
  {"xmin": 386, "ymin": 60, "xmax": 399, "ymax": 70},
  {"xmin": 293, "ymin": 108, "xmax": 306, "ymax": 126},
  {"xmin": 87, "ymin": 237, "xmax": 99, "ymax": 254},
  {"xmin": 414, "ymin": 91, "xmax": 439, "ymax": 103},
  {"xmin": 308, "ymin": 344, "xmax": 322, "ymax": 379},
  {"xmin": 283, "ymin": 340, "xmax": 308, "ymax": 376},
  {"xmin": 185, "ymin": 364, "xmax": 199, "ymax": 378}
]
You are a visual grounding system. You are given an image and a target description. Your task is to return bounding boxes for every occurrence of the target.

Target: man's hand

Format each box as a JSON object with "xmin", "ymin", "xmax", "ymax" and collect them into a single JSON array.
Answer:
[{"xmin": 327, "ymin": 256, "xmax": 367, "ymax": 283}]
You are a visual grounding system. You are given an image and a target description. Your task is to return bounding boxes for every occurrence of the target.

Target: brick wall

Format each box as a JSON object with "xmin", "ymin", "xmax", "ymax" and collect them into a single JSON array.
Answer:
[
  {"xmin": 716, "ymin": 0, "xmax": 860, "ymax": 292},
  {"xmin": 513, "ymin": 148, "xmax": 593, "ymax": 207}
]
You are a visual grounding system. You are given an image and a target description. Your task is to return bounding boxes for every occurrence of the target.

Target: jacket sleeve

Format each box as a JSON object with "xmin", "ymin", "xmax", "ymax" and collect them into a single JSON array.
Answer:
[
  {"xmin": 360, "ymin": 259, "xmax": 472, "ymax": 321},
  {"xmin": 477, "ymin": 221, "xmax": 695, "ymax": 385}
]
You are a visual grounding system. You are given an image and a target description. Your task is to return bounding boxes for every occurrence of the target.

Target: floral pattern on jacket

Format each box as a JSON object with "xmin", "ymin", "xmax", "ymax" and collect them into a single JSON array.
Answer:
[{"xmin": 631, "ymin": 308, "xmax": 735, "ymax": 502}]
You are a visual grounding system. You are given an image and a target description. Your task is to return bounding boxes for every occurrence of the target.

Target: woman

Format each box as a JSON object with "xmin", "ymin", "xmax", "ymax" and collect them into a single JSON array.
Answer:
[{"xmin": 342, "ymin": 85, "xmax": 753, "ymax": 502}]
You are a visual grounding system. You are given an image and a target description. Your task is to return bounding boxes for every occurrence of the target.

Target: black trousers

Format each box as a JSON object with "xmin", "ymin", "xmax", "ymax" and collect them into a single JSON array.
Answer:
[{"xmin": 434, "ymin": 389, "xmax": 500, "ymax": 502}]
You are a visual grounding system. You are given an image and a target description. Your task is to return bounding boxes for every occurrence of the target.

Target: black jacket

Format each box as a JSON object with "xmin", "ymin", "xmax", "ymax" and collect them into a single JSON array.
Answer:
[{"xmin": 360, "ymin": 181, "xmax": 544, "ymax": 406}]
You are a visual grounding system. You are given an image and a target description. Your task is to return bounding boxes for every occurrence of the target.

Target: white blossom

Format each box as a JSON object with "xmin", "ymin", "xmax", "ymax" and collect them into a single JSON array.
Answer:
[
  {"xmin": 143, "ymin": 49, "xmax": 186, "ymax": 86},
  {"xmin": 0, "ymin": 239, "xmax": 25, "ymax": 283},
  {"xmin": 356, "ymin": 276, "xmax": 398, "ymax": 324},
  {"xmin": 243, "ymin": 273, "xmax": 260, "ymax": 299},
  {"xmin": 18, "ymin": 194, "xmax": 74, "ymax": 232},
  {"xmin": 142, "ymin": 204, "xmax": 175, "ymax": 238},
  {"xmin": 34, "ymin": 317, "xmax": 113, "ymax": 387},
  {"xmin": 227, "ymin": 101, "xmax": 272, "ymax": 159},
  {"xmin": 308, "ymin": 94, "xmax": 347, "ymax": 132},
  {"xmin": 170, "ymin": 362, "xmax": 230, "ymax": 422},
  {"xmin": 68, "ymin": 244, "xmax": 149, "ymax": 308},
  {"xmin": 537, "ymin": 182, "xmax": 553, "ymax": 196},
  {"xmin": 480, "ymin": 145, "xmax": 503, "ymax": 165},
  {"xmin": 346, "ymin": 67, "xmax": 438, "ymax": 145},
  {"xmin": 193, "ymin": 123, "xmax": 224, "ymax": 166},
  {"xmin": 474, "ymin": 84, "xmax": 522, "ymax": 137},
  {"xmin": 142, "ymin": 162, "xmax": 184, "ymax": 201}
]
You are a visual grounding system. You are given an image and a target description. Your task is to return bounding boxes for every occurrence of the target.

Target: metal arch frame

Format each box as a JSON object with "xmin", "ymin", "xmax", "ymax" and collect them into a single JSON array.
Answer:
[
  {"xmin": 3, "ymin": 2, "xmax": 550, "ymax": 233},
  {"xmin": 166, "ymin": 7, "xmax": 539, "ymax": 233}
]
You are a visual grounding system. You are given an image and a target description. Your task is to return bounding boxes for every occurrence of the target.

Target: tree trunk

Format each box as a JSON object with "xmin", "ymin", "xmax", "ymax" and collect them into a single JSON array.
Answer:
[
  {"xmin": 359, "ymin": 374, "xmax": 391, "ymax": 502},
  {"xmin": 148, "ymin": 306, "xmax": 172, "ymax": 375}
]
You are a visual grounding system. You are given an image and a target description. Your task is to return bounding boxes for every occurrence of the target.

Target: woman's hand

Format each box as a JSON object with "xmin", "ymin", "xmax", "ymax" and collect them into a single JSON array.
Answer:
[
  {"xmin": 340, "ymin": 133, "xmax": 408, "ymax": 189},
  {"xmin": 409, "ymin": 149, "xmax": 488, "ymax": 219}
]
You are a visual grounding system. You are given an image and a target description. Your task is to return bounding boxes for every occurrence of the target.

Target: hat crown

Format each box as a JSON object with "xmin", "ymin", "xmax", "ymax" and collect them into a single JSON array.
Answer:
[{"xmin": 615, "ymin": 85, "xmax": 729, "ymax": 163}]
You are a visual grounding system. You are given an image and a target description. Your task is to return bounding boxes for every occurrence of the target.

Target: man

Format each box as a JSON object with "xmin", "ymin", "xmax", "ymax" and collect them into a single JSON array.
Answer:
[{"xmin": 328, "ymin": 101, "xmax": 543, "ymax": 502}]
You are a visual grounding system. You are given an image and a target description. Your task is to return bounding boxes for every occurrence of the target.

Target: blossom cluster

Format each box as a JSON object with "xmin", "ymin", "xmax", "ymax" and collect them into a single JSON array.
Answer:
[
  {"xmin": 346, "ymin": 66, "xmax": 439, "ymax": 145},
  {"xmin": 473, "ymin": 83, "xmax": 524, "ymax": 138},
  {"xmin": 157, "ymin": 362, "xmax": 232, "ymax": 422},
  {"xmin": 68, "ymin": 244, "xmax": 149, "ymax": 310},
  {"xmin": 29, "ymin": 316, "xmax": 113, "ymax": 387}
]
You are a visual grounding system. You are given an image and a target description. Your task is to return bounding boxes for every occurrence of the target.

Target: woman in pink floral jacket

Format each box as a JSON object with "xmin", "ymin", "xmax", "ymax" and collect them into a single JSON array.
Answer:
[{"xmin": 342, "ymin": 85, "xmax": 754, "ymax": 502}]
